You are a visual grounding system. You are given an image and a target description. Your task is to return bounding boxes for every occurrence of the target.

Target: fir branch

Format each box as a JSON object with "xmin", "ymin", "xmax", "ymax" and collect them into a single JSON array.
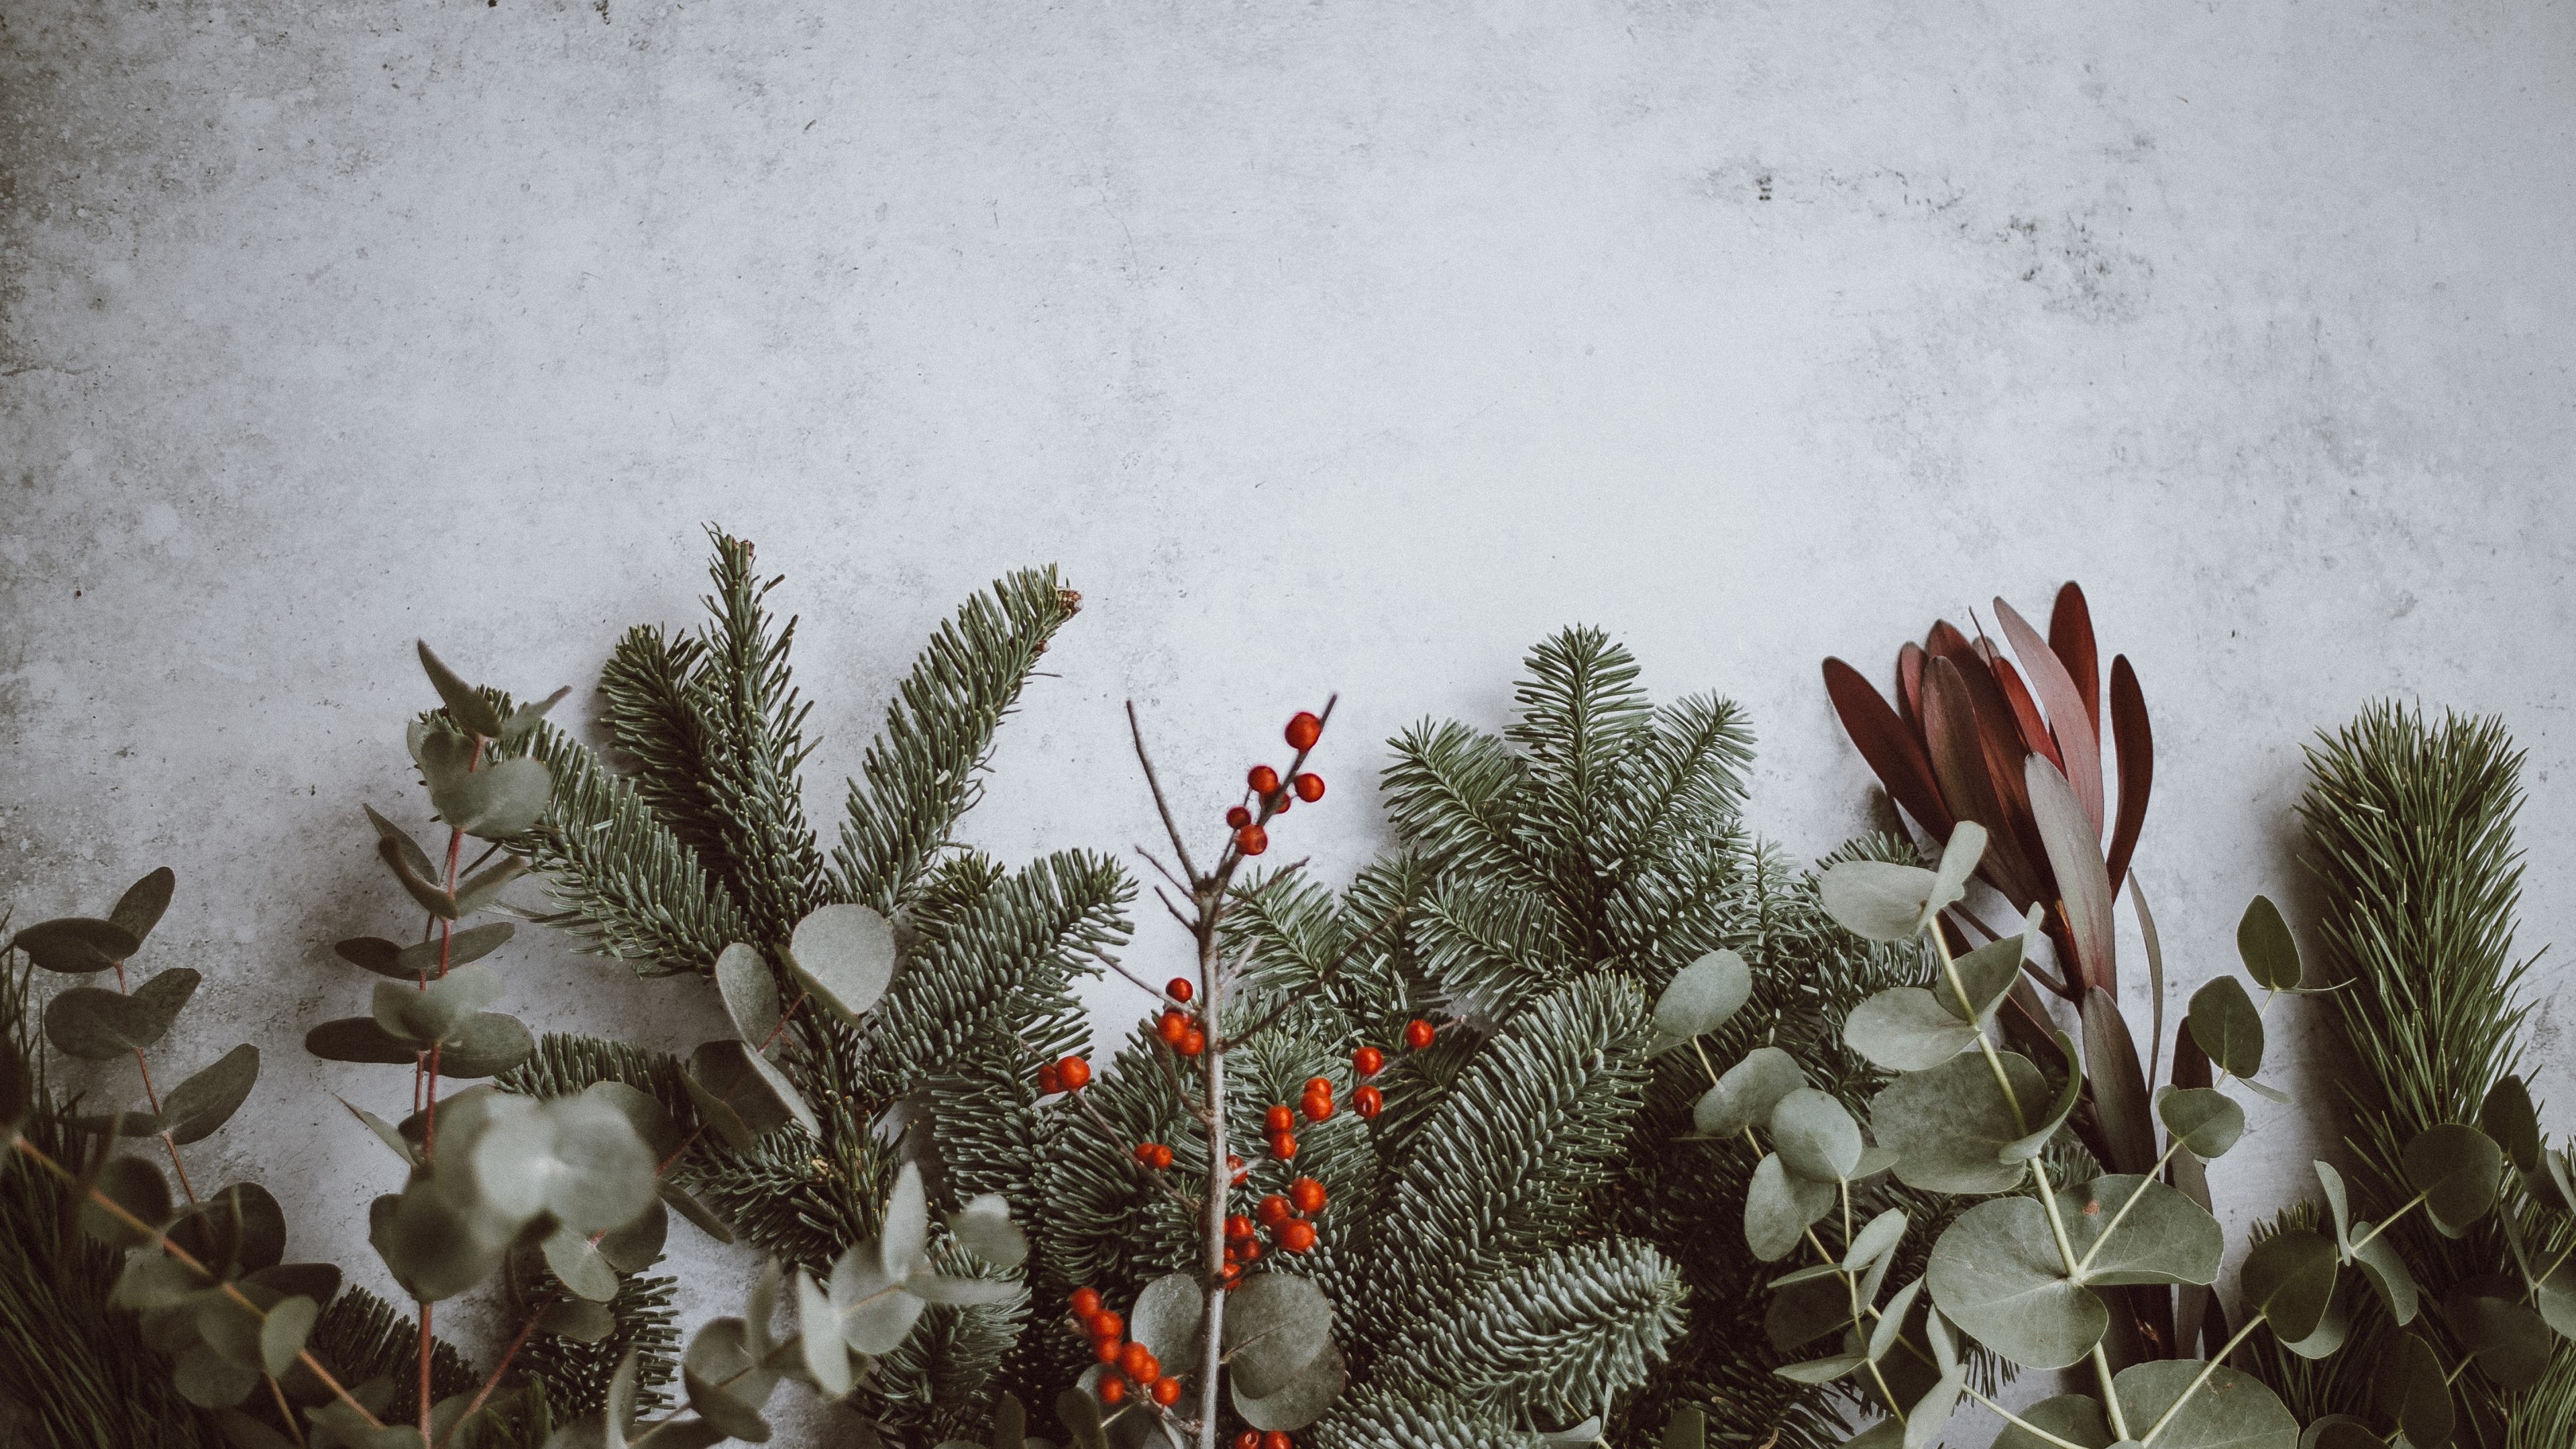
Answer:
[
  {"xmin": 520, "ymin": 720, "xmax": 752, "ymax": 977},
  {"xmin": 1387, "ymin": 1236, "xmax": 1688, "ymax": 1424},
  {"xmin": 834, "ymin": 567, "xmax": 1084, "ymax": 912},
  {"xmin": 596, "ymin": 624, "xmax": 731, "ymax": 869},
  {"xmin": 687, "ymin": 529, "xmax": 828, "ymax": 939},
  {"xmin": 1380, "ymin": 719, "xmax": 1540, "ymax": 887}
]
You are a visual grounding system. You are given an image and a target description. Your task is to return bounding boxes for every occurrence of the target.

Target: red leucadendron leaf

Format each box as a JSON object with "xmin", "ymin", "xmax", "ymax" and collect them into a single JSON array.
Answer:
[
  {"xmin": 1990, "ymin": 655, "xmax": 2062, "ymax": 772},
  {"xmin": 2049, "ymin": 582, "xmax": 2102, "ymax": 739},
  {"xmin": 1921, "ymin": 657, "xmax": 2041, "ymax": 907},
  {"xmin": 1822, "ymin": 659, "xmax": 1953, "ymax": 839},
  {"xmin": 1994, "ymin": 595, "xmax": 2105, "ymax": 834},
  {"xmin": 2104, "ymin": 654, "xmax": 2153, "ymax": 895}
]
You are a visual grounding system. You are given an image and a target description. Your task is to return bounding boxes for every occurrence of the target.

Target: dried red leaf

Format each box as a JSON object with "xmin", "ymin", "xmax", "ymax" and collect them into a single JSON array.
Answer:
[
  {"xmin": 2049, "ymin": 582, "xmax": 2101, "ymax": 739},
  {"xmin": 1896, "ymin": 642, "xmax": 1927, "ymax": 733},
  {"xmin": 1925, "ymin": 619, "xmax": 1974, "ymax": 663},
  {"xmin": 1822, "ymin": 658, "xmax": 1953, "ymax": 838},
  {"xmin": 2080, "ymin": 987, "xmax": 2157, "ymax": 1174},
  {"xmin": 1921, "ymin": 656, "xmax": 2041, "ymax": 907},
  {"xmin": 1994, "ymin": 595, "xmax": 2104, "ymax": 833},
  {"xmin": 1990, "ymin": 655, "xmax": 2061, "ymax": 771},
  {"xmin": 2104, "ymin": 654, "xmax": 2153, "ymax": 895}
]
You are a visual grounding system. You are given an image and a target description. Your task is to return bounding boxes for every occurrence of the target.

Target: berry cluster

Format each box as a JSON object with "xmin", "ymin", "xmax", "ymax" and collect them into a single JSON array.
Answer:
[
  {"xmin": 1260, "ymin": 1075, "xmax": 1338, "ymax": 1163},
  {"xmin": 1069, "ymin": 1287, "xmax": 1187, "ymax": 1408},
  {"xmin": 1034, "ymin": 1053, "xmax": 1091, "ymax": 1097},
  {"xmin": 1155, "ymin": 975, "xmax": 1208, "ymax": 1057},
  {"xmin": 1226, "ymin": 711, "xmax": 1328, "ymax": 857},
  {"xmin": 1339, "ymin": 1018, "xmax": 1432, "ymax": 1120}
]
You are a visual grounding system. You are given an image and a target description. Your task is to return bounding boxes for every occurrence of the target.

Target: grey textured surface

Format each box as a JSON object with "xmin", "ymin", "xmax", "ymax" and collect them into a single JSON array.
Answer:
[{"xmin": 3, "ymin": 0, "xmax": 2571, "ymax": 1436}]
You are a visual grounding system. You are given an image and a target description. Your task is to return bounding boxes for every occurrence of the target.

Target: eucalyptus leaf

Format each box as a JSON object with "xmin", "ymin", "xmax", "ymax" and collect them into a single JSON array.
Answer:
[
  {"xmin": 599, "ymin": 1197, "xmax": 669, "ymax": 1275},
  {"xmin": 1774, "ymin": 1354, "xmax": 1866, "ymax": 1384},
  {"xmin": 2236, "ymin": 896, "xmax": 2302, "ymax": 992},
  {"xmin": 786, "ymin": 904, "xmax": 898, "ymax": 1024},
  {"xmin": 307, "ymin": 1016, "xmax": 419, "ymax": 1065},
  {"xmin": 1819, "ymin": 861, "xmax": 1943, "ymax": 943},
  {"xmin": 172, "ymin": 1341, "xmax": 261, "ymax": 1409},
  {"xmin": 1904, "ymin": 1366, "xmax": 1964, "ymax": 1449},
  {"xmin": 1123, "ymin": 1271, "xmax": 1207, "ymax": 1362},
  {"xmin": 2373, "ymin": 1332, "xmax": 2454, "ymax": 1449},
  {"xmin": 1998, "ymin": 1032, "xmax": 2084, "ymax": 1164},
  {"xmin": 1746, "ymin": 1153, "xmax": 1837, "ymax": 1263},
  {"xmin": 1771, "ymin": 1089, "xmax": 1865, "ymax": 1181},
  {"xmin": 2278, "ymin": 1275, "xmax": 2353, "ymax": 1360},
  {"xmin": 1224, "ymin": 1271, "xmax": 1332, "ymax": 1396},
  {"xmin": 545, "ymin": 1226, "xmax": 623, "ymax": 1302},
  {"xmin": 2314, "ymin": 1161, "xmax": 2353, "ymax": 1249},
  {"xmin": 175, "ymin": 1181, "xmax": 287, "ymax": 1275},
  {"xmin": 1926, "ymin": 822, "xmax": 1987, "ymax": 926},
  {"xmin": 1654, "ymin": 949, "xmax": 1752, "ymax": 1040},
  {"xmin": 439, "ymin": 1012, "xmax": 536, "ymax": 1078},
  {"xmin": 538, "ymin": 1297, "xmax": 619, "ymax": 1344},
  {"xmin": 1230, "ymin": 1334, "xmax": 1344, "ymax": 1431},
  {"xmin": 81, "ymin": 1154, "xmax": 174, "ymax": 1245},
  {"xmin": 688, "ymin": 1040, "xmax": 819, "ymax": 1144},
  {"xmin": 796, "ymin": 1269, "xmax": 855, "ymax": 1397},
  {"xmin": 1844, "ymin": 988, "xmax": 1980, "ymax": 1072},
  {"xmin": 2057, "ymin": 1175, "xmax": 2222, "ymax": 1287},
  {"xmin": 2443, "ymin": 1285, "xmax": 2552, "ymax": 1389},
  {"xmin": 449, "ymin": 855, "xmax": 529, "ymax": 917},
  {"xmin": 2110, "ymin": 1358, "xmax": 2298, "ymax": 1449},
  {"xmin": 418, "ymin": 642, "xmax": 506, "ymax": 737},
  {"xmin": 1845, "ymin": 1208, "xmax": 1908, "ymax": 1273},
  {"xmin": 829, "ymin": 1242, "xmax": 926, "ymax": 1354},
  {"xmin": 10, "ymin": 916, "xmax": 140, "ymax": 974},
  {"xmin": 473, "ymin": 1091, "xmax": 659, "ymax": 1234},
  {"xmin": 1937, "ymin": 926, "xmax": 2034, "ymax": 1024},
  {"xmin": 2296, "ymin": 1417, "xmax": 2388, "ymax": 1449},
  {"xmin": 2186, "ymin": 977, "xmax": 2264, "ymax": 1080},
  {"xmin": 46, "ymin": 971, "xmax": 198, "ymax": 1058},
  {"xmin": 2479, "ymin": 1075, "xmax": 2542, "ymax": 1174},
  {"xmin": 2349, "ymin": 1227, "xmax": 2420, "ymax": 1326},
  {"xmin": 2404, "ymin": 1122, "xmax": 2504, "ymax": 1236},
  {"xmin": 1694, "ymin": 1047, "xmax": 1807, "ymax": 1139},
  {"xmin": 260, "ymin": 1294, "xmax": 319, "ymax": 1376},
  {"xmin": 162, "ymin": 1044, "xmax": 260, "ymax": 1145},
  {"xmin": 2241, "ymin": 1229, "xmax": 2341, "ymax": 1344},
  {"xmin": 881, "ymin": 1162, "xmax": 932, "ymax": 1277},
  {"xmin": 715, "ymin": 944, "xmax": 783, "ymax": 1048},
  {"xmin": 1868, "ymin": 1279, "xmax": 1923, "ymax": 1363},
  {"xmin": 1766, "ymin": 1266, "xmax": 1854, "ymax": 1352},
  {"xmin": 1989, "ymin": 1395, "xmax": 2114, "ymax": 1449},
  {"xmin": 426, "ymin": 753, "xmax": 553, "ymax": 841},
  {"xmin": 110, "ymin": 867, "xmax": 177, "ymax": 944},
  {"xmin": 681, "ymin": 1318, "xmax": 774, "ymax": 1442},
  {"xmin": 661, "ymin": 1181, "xmax": 736, "ymax": 1244},
  {"xmin": 374, "ymin": 963, "xmax": 504, "ymax": 1046},
  {"xmin": 2157, "ymin": 1088, "xmax": 2245, "ymax": 1161},
  {"xmin": 371, "ymin": 1183, "xmax": 510, "ymax": 1302},
  {"xmin": 949, "ymin": 1193, "xmax": 1028, "ymax": 1268},
  {"xmin": 1871, "ymin": 1050, "xmax": 2044, "ymax": 1195},
  {"xmin": 1924, "ymin": 1195, "xmax": 2106, "ymax": 1368}
]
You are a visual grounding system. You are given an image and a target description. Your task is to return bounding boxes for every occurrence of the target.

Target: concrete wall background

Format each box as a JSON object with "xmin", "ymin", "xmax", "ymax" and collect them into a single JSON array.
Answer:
[{"xmin": 3, "ymin": 0, "xmax": 2571, "ymax": 1438}]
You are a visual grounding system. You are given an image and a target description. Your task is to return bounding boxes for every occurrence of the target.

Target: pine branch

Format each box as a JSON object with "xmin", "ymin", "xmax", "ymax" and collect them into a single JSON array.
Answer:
[
  {"xmin": 520, "ymin": 720, "xmax": 752, "ymax": 977},
  {"xmin": 834, "ymin": 567, "xmax": 1084, "ymax": 912},
  {"xmin": 1386, "ymin": 1236, "xmax": 1688, "ymax": 1424},
  {"xmin": 1380, "ymin": 719, "xmax": 1540, "ymax": 887},
  {"xmin": 687, "ymin": 529, "xmax": 828, "ymax": 939},
  {"xmin": 596, "ymin": 624, "xmax": 731, "ymax": 869}
]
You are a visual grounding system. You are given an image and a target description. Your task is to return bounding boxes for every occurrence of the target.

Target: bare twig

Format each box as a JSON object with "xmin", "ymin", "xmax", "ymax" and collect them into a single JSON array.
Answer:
[{"xmin": 1126, "ymin": 702, "xmax": 1202, "ymax": 885}]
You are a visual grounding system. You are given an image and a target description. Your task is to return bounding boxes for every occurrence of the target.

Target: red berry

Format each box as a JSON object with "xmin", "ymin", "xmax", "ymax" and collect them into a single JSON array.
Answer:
[
  {"xmin": 1239, "ymin": 1434, "xmax": 1263, "ymax": 1449},
  {"xmin": 1294, "ymin": 773, "xmax": 1324, "ymax": 802},
  {"xmin": 1264, "ymin": 1432, "xmax": 1293, "ymax": 1449},
  {"xmin": 1058, "ymin": 1056, "xmax": 1092, "ymax": 1091},
  {"xmin": 1150, "ymin": 1375, "xmax": 1183, "ymax": 1406},
  {"xmin": 1135, "ymin": 1142, "xmax": 1165, "ymax": 1168},
  {"xmin": 1271, "ymin": 792, "xmax": 1290, "ymax": 814},
  {"xmin": 1257, "ymin": 1193, "xmax": 1293, "ymax": 1227},
  {"xmin": 1236, "ymin": 1236, "xmax": 1262, "ymax": 1261},
  {"xmin": 1354, "ymin": 1084, "xmax": 1383, "ymax": 1118},
  {"xmin": 1120, "ymin": 1342, "xmax": 1159, "ymax": 1383},
  {"xmin": 1093, "ymin": 1336, "xmax": 1122, "ymax": 1363},
  {"xmin": 1352, "ymin": 1046, "xmax": 1385, "ymax": 1077},
  {"xmin": 1301, "ymin": 1091, "xmax": 1334, "ymax": 1122},
  {"xmin": 1220, "ymin": 1261, "xmax": 1244, "ymax": 1289},
  {"xmin": 1264, "ymin": 1104, "xmax": 1295, "ymax": 1135},
  {"xmin": 1236, "ymin": 825, "xmax": 1269, "ymax": 856},
  {"xmin": 1289, "ymin": 1177, "xmax": 1328, "ymax": 1215},
  {"xmin": 1230, "ymin": 1153, "xmax": 1248, "ymax": 1185},
  {"xmin": 1303, "ymin": 1076, "xmax": 1333, "ymax": 1099},
  {"xmin": 1037, "ymin": 1064, "xmax": 1063, "ymax": 1095},
  {"xmin": 1178, "ymin": 1028, "xmax": 1206, "ymax": 1057},
  {"xmin": 1099, "ymin": 1375, "xmax": 1128, "ymax": 1405},
  {"xmin": 1279, "ymin": 1220, "xmax": 1318, "ymax": 1253},
  {"xmin": 1226, "ymin": 805, "xmax": 1251, "ymax": 829},
  {"xmin": 1226, "ymin": 1213, "xmax": 1256, "ymax": 1241},
  {"xmin": 1090, "ymin": 1309, "xmax": 1124, "ymax": 1341},
  {"xmin": 1167, "ymin": 977, "xmax": 1194, "ymax": 1003},
  {"xmin": 1269, "ymin": 1131, "xmax": 1299, "ymax": 1161},
  {"xmin": 1248, "ymin": 765, "xmax": 1281, "ymax": 795},
  {"xmin": 1285, "ymin": 712, "xmax": 1322, "ymax": 751},
  {"xmin": 1071, "ymin": 1287, "xmax": 1102, "ymax": 1318},
  {"xmin": 1157, "ymin": 1010, "xmax": 1189, "ymax": 1045},
  {"xmin": 1404, "ymin": 1018, "xmax": 1436, "ymax": 1050}
]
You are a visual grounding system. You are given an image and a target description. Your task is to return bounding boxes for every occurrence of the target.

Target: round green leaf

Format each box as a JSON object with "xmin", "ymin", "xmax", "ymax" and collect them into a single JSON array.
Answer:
[
  {"xmin": 11, "ymin": 917, "xmax": 141, "ymax": 974},
  {"xmin": 1765, "ymin": 1265, "xmax": 1855, "ymax": 1352},
  {"xmin": 1693, "ymin": 1047, "xmax": 1807, "ymax": 1139},
  {"xmin": 2374, "ymin": 1332, "xmax": 2454, "ymax": 1449},
  {"xmin": 1904, "ymin": 1364, "xmax": 1964, "ymax": 1449},
  {"xmin": 1654, "ymin": 949, "xmax": 1752, "ymax": 1040},
  {"xmin": 306, "ymin": 1016, "xmax": 418, "ymax": 1065},
  {"xmin": 1844, "ymin": 988, "xmax": 1980, "ymax": 1072},
  {"xmin": 424, "ymin": 751, "xmax": 553, "ymax": 841},
  {"xmin": 688, "ymin": 1040, "xmax": 818, "ymax": 1142},
  {"xmin": 599, "ymin": 1197, "xmax": 669, "ymax": 1275},
  {"xmin": 438, "ymin": 1012, "xmax": 535, "ymax": 1078},
  {"xmin": 260, "ymin": 1294, "xmax": 319, "ymax": 1376},
  {"xmin": 1770, "ymin": 1088, "xmax": 1864, "ymax": 1181},
  {"xmin": 2157, "ymin": 1088, "xmax": 2245, "ymax": 1161},
  {"xmin": 949, "ymin": 1193, "xmax": 1028, "ymax": 1269},
  {"xmin": 82, "ymin": 1154, "xmax": 174, "ymax": 1246},
  {"xmin": 1999, "ymin": 1032, "xmax": 2084, "ymax": 1165},
  {"xmin": 1870, "ymin": 1050, "xmax": 2043, "ymax": 1195},
  {"xmin": 544, "ymin": 1225, "xmax": 622, "ymax": 1302},
  {"xmin": 2403, "ymin": 1122, "xmax": 2504, "ymax": 1236},
  {"xmin": 830, "ymin": 1242, "xmax": 926, "ymax": 1354},
  {"xmin": 715, "ymin": 943, "xmax": 782, "ymax": 1047},
  {"xmin": 1937, "ymin": 929, "xmax": 2031, "ymax": 1024},
  {"xmin": 584, "ymin": 1079, "xmax": 678, "ymax": 1159},
  {"xmin": 537, "ymin": 1297, "xmax": 619, "ymax": 1344},
  {"xmin": 2111, "ymin": 1358, "xmax": 2298, "ymax": 1449},
  {"xmin": 2349, "ymin": 1226, "xmax": 2421, "ymax": 1326},
  {"xmin": 2187, "ymin": 977, "xmax": 2264, "ymax": 1079},
  {"xmin": 45, "ymin": 970, "xmax": 199, "ymax": 1059},
  {"xmin": 372, "ymin": 1185, "xmax": 508, "ymax": 1302},
  {"xmin": 1745, "ymin": 1153, "xmax": 1837, "ymax": 1263},
  {"xmin": 1869, "ymin": 1278, "xmax": 1924, "ymax": 1363},
  {"xmin": 1224, "ymin": 1271, "xmax": 1332, "ymax": 1397},
  {"xmin": 2298, "ymin": 1417, "xmax": 2388, "ymax": 1449},
  {"xmin": 164, "ymin": 1044, "xmax": 261, "ymax": 1145},
  {"xmin": 796, "ymin": 1268, "xmax": 855, "ymax": 1398},
  {"xmin": 681, "ymin": 1318, "xmax": 774, "ymax": 1442},
  {"xmin": 2241, "ymin": 1229, "xmax": 2341, "ymax": 1344},
  {"xmin": 1992, "ymin": 1395, "xmax": 2115, "ymax": 1449},
  {"xmin": 173, "ymin": 1341, "xmax": 261, "ymax": 1409},
  {"xmin": 1924, "ymin": 1197, "xmax": 2106, "ymax": 1368},
  {"xmin": 474, "ymin": 1091, "xmax": 659, "ymax": 1235},
  {"xmin": 1923, "ymin": 822, "xmax": 1986, "ymax": 929},
  {"xmin": 2057, "ymin": 1175, "xmax": 2222, "ymax": 1287},
  {"xmin": 374, "ymin": 964, "xmax": 505, "ymax": 1047},
  {"xmin": 109, "ymin": 867, "xmax": 176, "ymax": 943},
  {"xmin": 2236, "ymin": 896, "xmax": 2302, "ymax": 992},
  {"xmin": 174, "ymin": 1181, "xmax": 288, "ymax": 1275},
  {"xmin": 1231, "ymin": 1336, "xmax": 1344, "ymax": 1431},
  {"xmin": 2444, "ymin": 1284, "xmax": 2552, "ymax": 1389},
  {"xmin": 417, "ymin": 642, "xmax": 507, "ymax": 737},
  {"xmin": 1845, "ymin": 1208, "xmax": 1908, "ymax": 1273},
  {"xmin": 2479, "ymin": 1075, "xmax": 2541, "ymax": 1175},
  {"xmin": 881, "ymin": 1161, "xmax": 932, "ymax": 1278},
  {"xmin": 786, "ymin": 904, "xmax": 898, "ymax": 1024},
  {"xmin": 1819, "ymin": 861, "xmax": 1941, "ymax": 943}
]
